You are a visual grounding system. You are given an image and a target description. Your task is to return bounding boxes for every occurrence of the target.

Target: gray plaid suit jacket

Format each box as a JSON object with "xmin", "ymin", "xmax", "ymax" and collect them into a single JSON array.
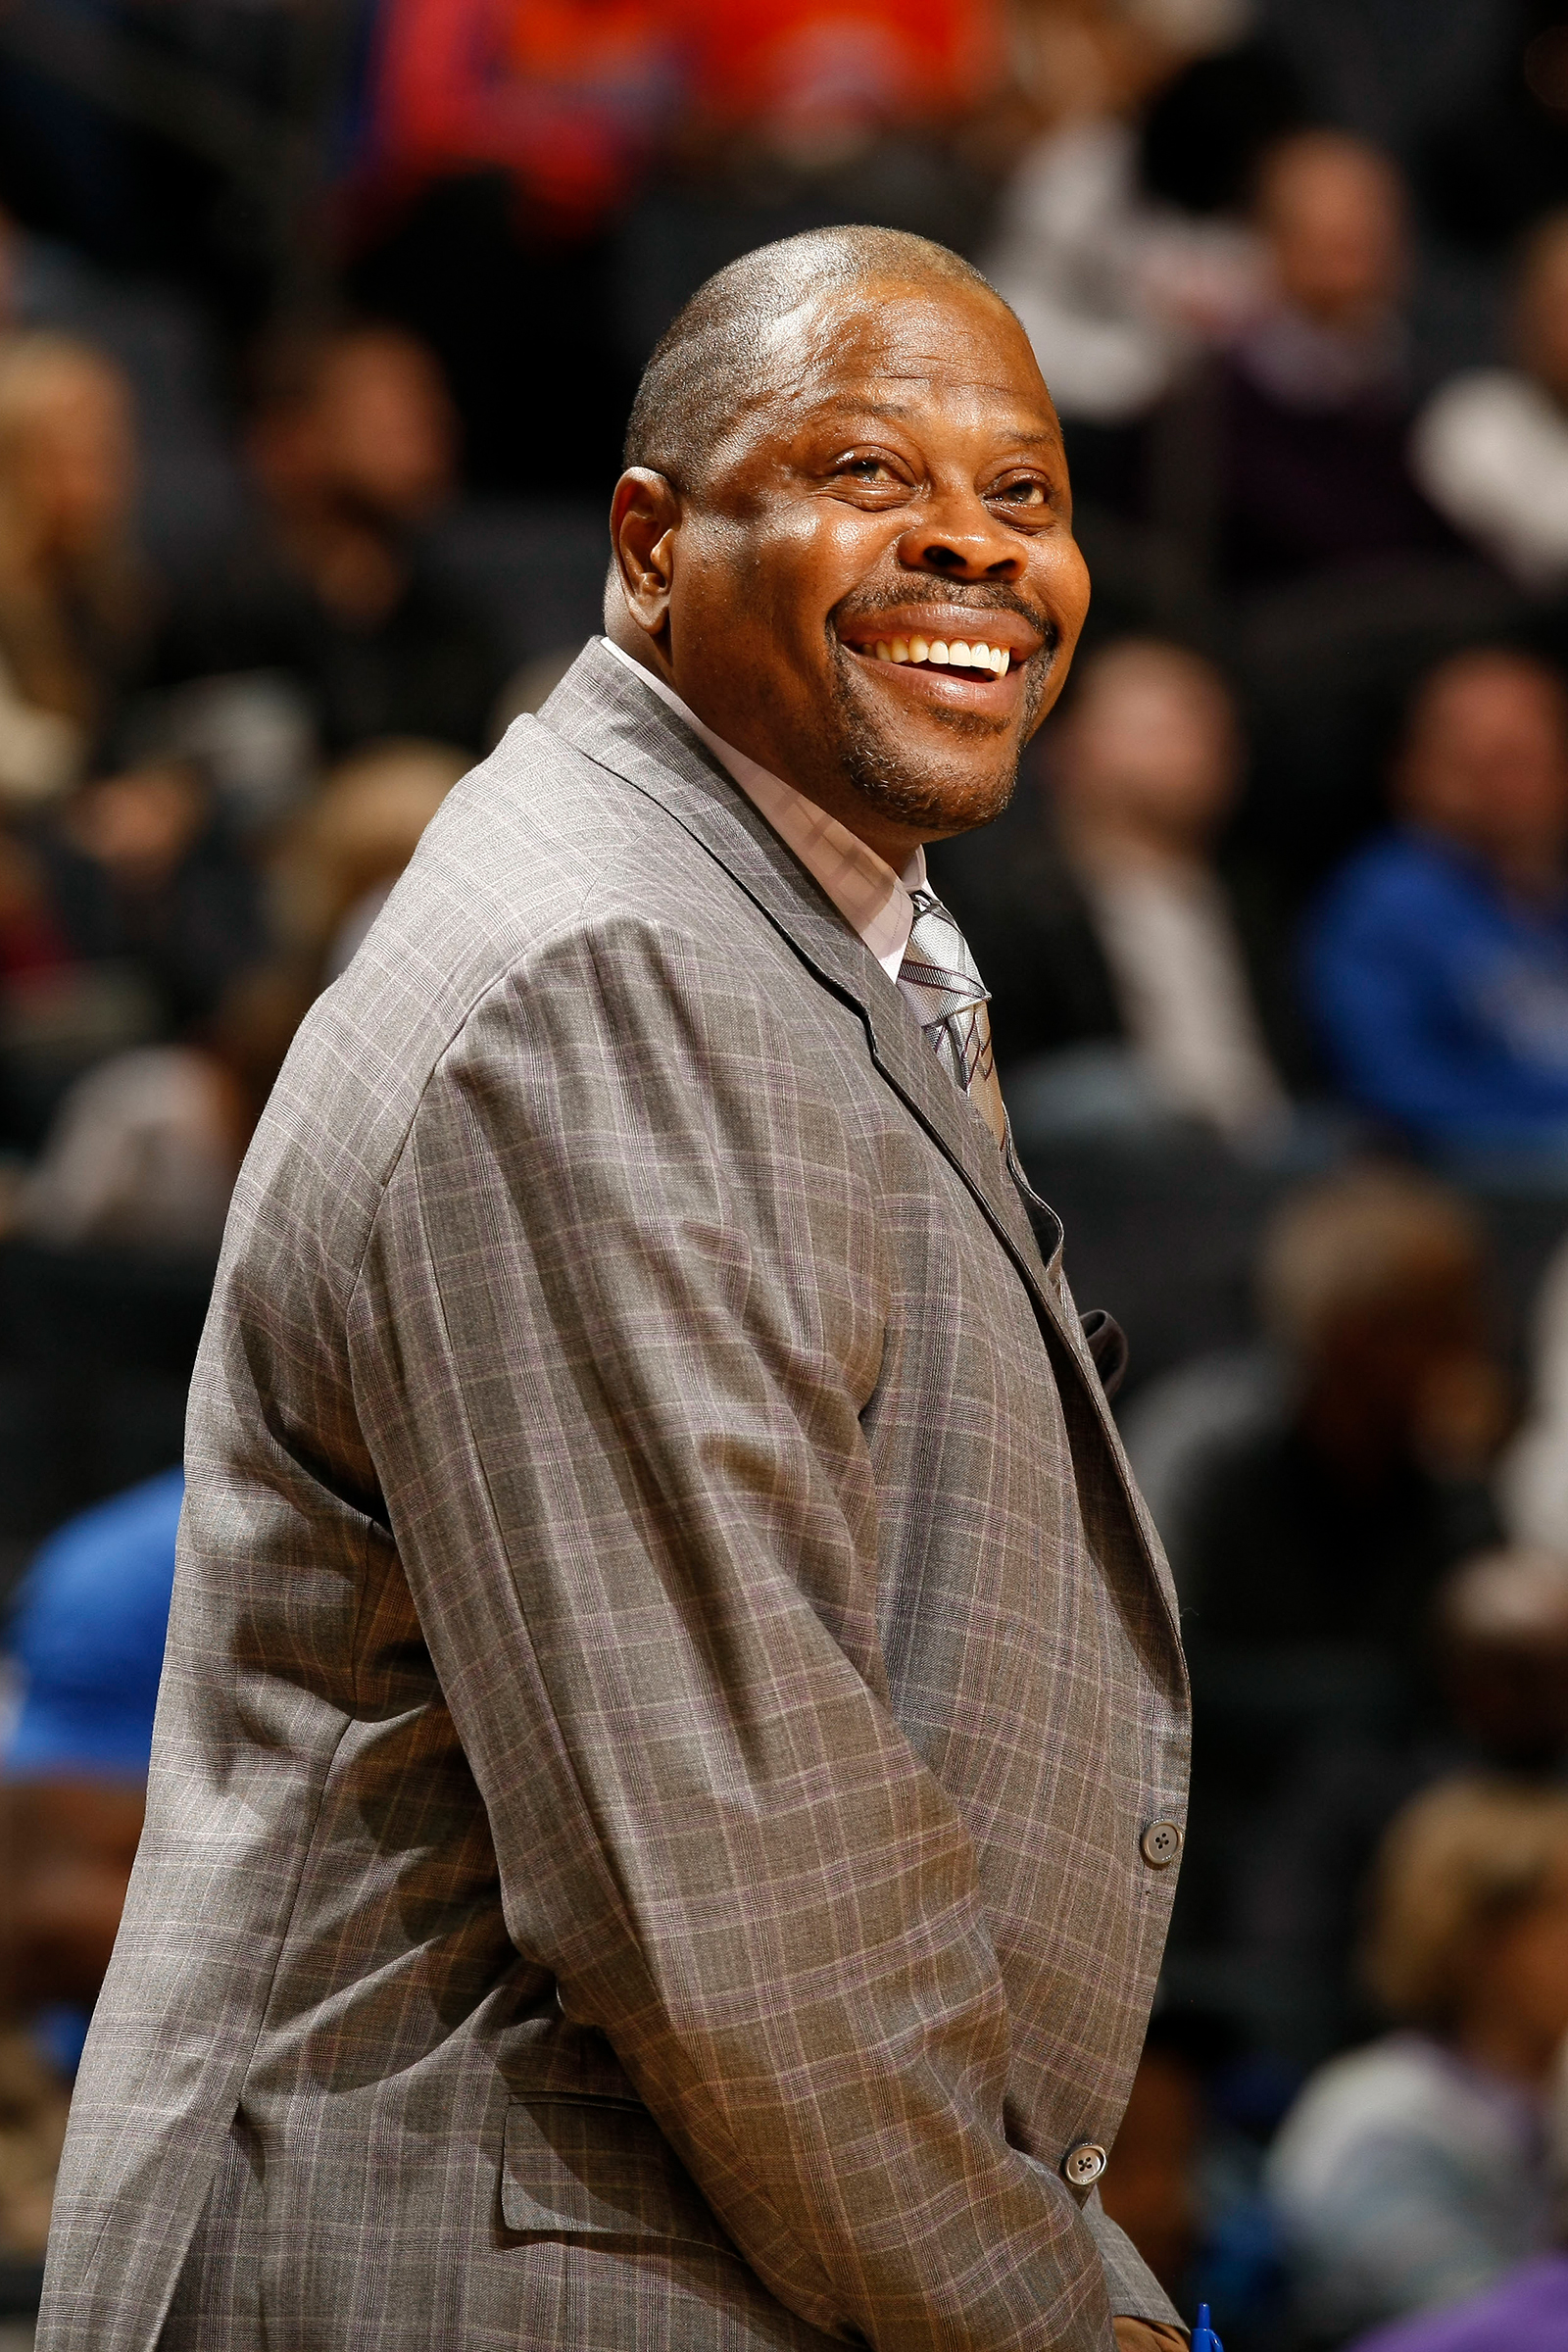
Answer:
[{"xmin": 39, "ymin": 641, "xmax": 1190, "ymax": 2351}]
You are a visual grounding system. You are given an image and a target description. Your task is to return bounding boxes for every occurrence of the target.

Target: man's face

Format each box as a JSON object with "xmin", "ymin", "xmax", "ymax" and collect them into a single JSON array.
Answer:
[
  {"xmin": 1402, "ymin": 660, "xmax": 1568, "ymax": 880},
  {"xmin": 317, "ymin": 335, "xmax": 456, "ymax": 520},
  {"xmin": 612, "ymin": 275, "xmax": 1090, "ymax": 861},
  {"xmin": 1062, "ymin": 655, "xmax": 1239, "ymax": 849}
]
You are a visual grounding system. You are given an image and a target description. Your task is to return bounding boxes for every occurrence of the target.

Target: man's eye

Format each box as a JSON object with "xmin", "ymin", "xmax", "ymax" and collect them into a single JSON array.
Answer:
[
  {"xmin": 839, "ymin": 456, "xmax": 903, "ymax": 485},
  {"xmin": 992, "ymin": 478, "xmax": 1050, "ymax": 508}
]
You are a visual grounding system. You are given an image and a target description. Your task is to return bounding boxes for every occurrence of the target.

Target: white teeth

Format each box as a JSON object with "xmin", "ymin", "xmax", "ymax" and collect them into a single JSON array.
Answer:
[{"xmin": 861, "ymin": 632, "xmax": 1013, "ymax": 674}]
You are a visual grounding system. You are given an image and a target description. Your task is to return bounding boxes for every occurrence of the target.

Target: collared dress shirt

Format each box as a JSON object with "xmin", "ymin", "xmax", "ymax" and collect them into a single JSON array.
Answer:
[{"xmin": 600, "ymin": 637, "xmax": 924, "ymax": 978}]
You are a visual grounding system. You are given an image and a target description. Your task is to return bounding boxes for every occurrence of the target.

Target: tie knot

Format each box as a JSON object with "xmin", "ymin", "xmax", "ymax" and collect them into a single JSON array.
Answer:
[{"xmin": 901, "ymin": 889, "xmax": 989, "ymax": 1022}]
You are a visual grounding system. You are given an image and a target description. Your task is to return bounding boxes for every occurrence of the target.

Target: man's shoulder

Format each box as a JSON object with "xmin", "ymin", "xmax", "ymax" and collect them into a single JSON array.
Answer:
[
  {"xmin": 237, "ymin": 710, "xmax": 832, "ymax": 1270},
  {"xmin": 374, "ymin": 708, "xmax": 796, "ymax": 1007}
]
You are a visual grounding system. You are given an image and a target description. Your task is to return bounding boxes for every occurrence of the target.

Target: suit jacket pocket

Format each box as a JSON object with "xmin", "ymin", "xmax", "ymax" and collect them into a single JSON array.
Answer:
[{"xmin": 501, "ymin": 2095, "xmax": 738, "ymax": 2256}]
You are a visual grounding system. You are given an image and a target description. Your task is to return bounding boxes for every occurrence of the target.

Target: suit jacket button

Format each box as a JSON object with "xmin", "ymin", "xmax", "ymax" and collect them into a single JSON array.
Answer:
[
  {"xmin": 1062, "ymin": 2140, "xmax": 1107, "ymax": 2187},
  {"xmin": 1140, "ymin": 1819, "xmax": 1183, "ymax": 1868}
]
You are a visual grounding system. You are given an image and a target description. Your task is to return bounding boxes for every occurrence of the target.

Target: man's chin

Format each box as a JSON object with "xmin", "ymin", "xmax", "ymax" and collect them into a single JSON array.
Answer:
[
  {"xmin": 847, "ymin": 746, "xmax": 1019, "ymax": 839},
  {"xmin": 825, "ymin": 670, "xmax": 1019, "ymax": 836}
]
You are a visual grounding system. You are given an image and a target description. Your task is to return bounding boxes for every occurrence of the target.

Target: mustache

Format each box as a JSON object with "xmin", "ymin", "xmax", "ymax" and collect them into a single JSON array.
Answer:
[{"xmin": 827, "ymin": 578, "xmax": 1058, "ymax": 653}]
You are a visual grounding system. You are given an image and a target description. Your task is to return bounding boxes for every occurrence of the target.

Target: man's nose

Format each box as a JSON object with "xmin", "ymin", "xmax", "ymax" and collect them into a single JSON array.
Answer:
[{"xmin": 896, "ymin": 495, "xmax": 1024, "ymax": 582}]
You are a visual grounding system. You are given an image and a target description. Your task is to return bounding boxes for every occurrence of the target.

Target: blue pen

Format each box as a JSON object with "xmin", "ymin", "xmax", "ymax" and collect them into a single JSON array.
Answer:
[{"xmin": 1190, "ymin": 2304, "xmax": 1223, "ymax": 2352}]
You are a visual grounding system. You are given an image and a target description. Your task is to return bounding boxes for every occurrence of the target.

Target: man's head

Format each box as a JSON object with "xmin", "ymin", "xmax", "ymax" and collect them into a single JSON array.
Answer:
[
  {"xmin": 1363, "ymin": 1775, "xmax": 1568, "ymax": 2081},
  {"xmin": 1397, "ymin": 648, "xmax": 1568, "ymax": 889},
  {"xmin": 249, "ymin": 323, "xmax": 457, "ymax": 525},
  {"xmin": 0, "ymin": 331, "xmax": 135, "ymax": 562},
  {"xmin": 1253, "ymin": 130, "xmax": 1407, "ymax": 331},
  {"xmin": 1433, "ymin": 1546, "xmax": 1568, "ymax": 1769},
  {"xmin": 1053, "ymin": 638, "xmax": 1240, "ymax": 857},
  {"xmin": 607, "ymin": 226, "xmax": 1091, "ymax": 866},
  {"xmin": 1258, "ymin": 1166, "xmax": 1504, "ymax": 1474}
]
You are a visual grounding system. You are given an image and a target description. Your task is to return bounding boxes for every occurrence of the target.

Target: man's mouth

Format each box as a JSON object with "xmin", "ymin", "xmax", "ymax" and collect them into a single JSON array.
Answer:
[
  {"xmin": 835, "ymin": 608, "xmax": 1045, "ymax": 693},
  {"xmin": 865, "ymin": 631, "xmax": 1010, "ymax": 676}
]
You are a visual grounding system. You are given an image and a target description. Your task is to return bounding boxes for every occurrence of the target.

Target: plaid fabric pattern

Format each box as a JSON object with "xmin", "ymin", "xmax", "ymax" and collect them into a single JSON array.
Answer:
[
  {"xmin": 898, "ymin": 886, "xmax": 1008, "ymax": 1146},
  {"xmin": 39, "ymin": 641, "xmax": 1189, "ymax": 2352}
]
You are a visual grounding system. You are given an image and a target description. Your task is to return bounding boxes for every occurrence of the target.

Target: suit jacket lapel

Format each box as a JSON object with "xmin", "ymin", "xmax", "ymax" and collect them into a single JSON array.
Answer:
[
  {"xmin": 538, "ymin": 644, "xmax": 1181, "ymax": 1641},
  {"xmin": 542, "ymin": 647, "xmax": 1054, "ymax": 1266}
]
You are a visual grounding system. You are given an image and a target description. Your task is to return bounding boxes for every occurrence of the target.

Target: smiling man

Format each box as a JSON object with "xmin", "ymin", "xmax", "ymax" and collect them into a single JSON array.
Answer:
[{"xmin": 39, "ymin": 229, "xmax": 1191, "ymax": 2352}]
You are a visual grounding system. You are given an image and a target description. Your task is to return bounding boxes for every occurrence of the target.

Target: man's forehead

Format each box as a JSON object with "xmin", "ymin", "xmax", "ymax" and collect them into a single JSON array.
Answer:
[{"xmin": 758, "ymin": 285, "xmax": 1056, "ymax": 436}]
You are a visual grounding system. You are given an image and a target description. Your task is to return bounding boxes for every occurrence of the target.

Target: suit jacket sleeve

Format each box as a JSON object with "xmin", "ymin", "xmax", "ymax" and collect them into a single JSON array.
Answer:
[
  {"xmin": 349, "ymin": 906, "xmax": 1129, "ymax": 2351},
  {"xmin": 1085, "ymin": 2197, "xmax": 1185, "ymax": 2331}
]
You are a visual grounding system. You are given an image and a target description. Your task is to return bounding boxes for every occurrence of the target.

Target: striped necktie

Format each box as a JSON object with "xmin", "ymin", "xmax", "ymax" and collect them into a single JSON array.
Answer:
[{"xmin": 897, "ymin": 887, "xmax": 1008, "ymax": 1149}]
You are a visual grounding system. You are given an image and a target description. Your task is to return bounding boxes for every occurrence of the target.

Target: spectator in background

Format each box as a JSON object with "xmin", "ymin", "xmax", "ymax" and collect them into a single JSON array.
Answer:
[
  {"xmin": 931, "ymin": 637, "xmax": 1289, "ymax": 1144},
  {"xmin": 1433, "ymin": 1545, "xmax": 1568, "ymax": 1767},
  {"xmin": 0, "ymin": 1471, "xmax": 180, "ymax": 2272},
  {"xmin": 1125, "ymin": 1167, "xmax": 1505, "ymax": 1642},
  {"xmin": 348, "ymin": 0, "xmax": 674, "ymax": 491},
  {"xmin": 0, "ymin": 2025, "xmax": 68, "ymax": 2266},
  {"xmin": 1304, "ymin": 649, "xmax": 1568, "ymax": 1163},
  {"xmin": 1499, "ymin": 1223, "xmax": 1568, "ymax": 1554},
  {"xmin": 0, "ymin": 205, "xmax": 246, "ymax": 583},
  {"xmin": 1099, "ymin": 2009, "xmax": 1286, "ymax": 2342},
  {"xmin": 1267, "ymin": 1777, "xmax": 1568, "ymax": 2345},
  {"xmin": 0, "ymin": 333, "xmax": 147, "ymax": 808},
  {"xmin": 1223, "ymin": 1545, "xmax": 1568, "ymax": 2081},
  {"xmin": 1413, "ymin": 211, "xmax": 1568, "ymax": 595},
  {"xmin": 986, "ymin": 0, "xmax": 1267, "ymax": 440},
  {"xmin": 268, "ymin": 735, "xmax": 468, "ymax": 984},
  {"xmin": 16, "ymin": 739, "xmax": 466, "ymax": 1253},
  {"xmin": 158, "ymin": 323, "xmax": 508, "ymax": 756},
  {"xmin": 1347, "ymin": 2055, "xmax": 1568, "ymax": 2352},
  {"xmin": 1216, "ymin": 131, "xmax": 1452, "ymax": 589},
  {"xmin": 0, "ymin": 747, "xmax": 264, "ymax": 1163},
  {"xmin": 1099, "ymin": 2017, "xmax": 1204, "ymax": 2303},
  {"xmin": 607, "ymin": 0, "xmax": 1011, "ymax": 416},
  {"xmin": 362, "ymin": 0, "xmax": 670, "ymax": 247},
  {"xmin": 679, "ymin": 0, "xmax": 1004, "ymax": 167},
  {"xmin": 13, "ymin": 1039, "xmax": 245, "ymax": 1255},
  {"xmin": 38, "ymin": 755, "xmax": 266, "ymax": 1037},
  {"xmin": 0, "ymin": 1468, "xmax": 181, "ymax": 2077}
]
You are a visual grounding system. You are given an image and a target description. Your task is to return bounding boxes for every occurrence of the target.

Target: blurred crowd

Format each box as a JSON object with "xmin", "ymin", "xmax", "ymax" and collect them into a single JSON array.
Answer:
[{"xmin": 10, "ymin": 1, "xmax": 1568, "ymax": 2346}]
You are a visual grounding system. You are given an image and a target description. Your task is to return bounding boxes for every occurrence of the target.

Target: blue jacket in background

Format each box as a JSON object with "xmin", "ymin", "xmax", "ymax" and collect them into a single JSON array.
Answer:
[
  {"xmin": 1303, "ymin": 827, "xmax": 1568, "ymax": 1147},
  {"xmin": 2, "ymin": 1467, "xmax": 182, "ymax": 1778}
]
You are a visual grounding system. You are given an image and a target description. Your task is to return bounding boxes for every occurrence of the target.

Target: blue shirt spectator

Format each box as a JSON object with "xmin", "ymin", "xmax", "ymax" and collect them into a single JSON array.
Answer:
[
  {"xmin": 1302, "ymin": 648, "xmax": 1568, "ymax": 1153},
  {"xmin": 2, "ymin": 1468, "xmax": 181, "ymax": 2075},
  {"xmin": 1304, "ymin": 827, "xmax": 1568, "ymax": 1147},
  {"xmin": 3, "ymin": 1467, "xmax": 182, "ymax": 1778}
]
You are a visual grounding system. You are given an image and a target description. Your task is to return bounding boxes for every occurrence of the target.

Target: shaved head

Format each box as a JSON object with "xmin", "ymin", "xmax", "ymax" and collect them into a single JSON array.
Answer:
[
  {"xmin": 624, "ymin": 226, "xmax": 1009, "ymax": 493},
  {"xmin": 608, "ymin": 229, "xmax": 1089, "ymax": 870}
]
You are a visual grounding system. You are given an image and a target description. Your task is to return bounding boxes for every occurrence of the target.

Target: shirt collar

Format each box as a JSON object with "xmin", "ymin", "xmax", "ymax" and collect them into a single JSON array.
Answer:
[{"xmin": 599, "ymin": 637, "xmax": 923, "ymax": 980}]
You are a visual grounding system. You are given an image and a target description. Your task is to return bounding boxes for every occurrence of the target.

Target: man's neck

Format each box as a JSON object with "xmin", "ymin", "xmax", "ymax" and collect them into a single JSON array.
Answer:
[{"xmin": 603, "ymin": 624, "xmax": 931, "ymax": 874}]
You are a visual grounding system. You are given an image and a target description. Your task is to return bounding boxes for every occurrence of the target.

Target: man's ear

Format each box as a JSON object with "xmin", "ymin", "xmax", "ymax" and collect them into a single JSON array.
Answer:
[{"xmin": 611, "ymin": 468, "xmax": 680, "ymax": 641}]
